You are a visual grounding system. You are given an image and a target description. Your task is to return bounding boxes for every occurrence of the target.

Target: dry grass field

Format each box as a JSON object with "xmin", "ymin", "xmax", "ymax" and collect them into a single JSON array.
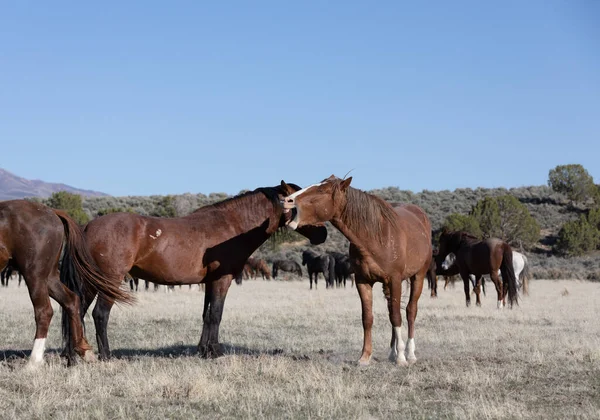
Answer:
[{"xmin": 1, "ymin": 277, "xmax": 599, "ymax": 419}]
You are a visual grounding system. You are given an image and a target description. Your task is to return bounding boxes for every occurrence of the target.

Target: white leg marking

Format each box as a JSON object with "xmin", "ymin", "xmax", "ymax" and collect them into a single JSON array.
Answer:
[
  {"xmin": 393, "ymin": 326, "xmax": 408, "ymax": 366},
  {"xmin": 83, "ymin": 350, "xmax": 97, "ymax": 363},
  {"xmin": 28, "ymin": 338, "xmax": 46, "ymax": 366},
  {"xmin": 406, "ymin": 338, "xmax": 416, "ymax": 363},
  {"xmin": 497, "ymin": 300, "xmax": 503, "ymax": 309}
]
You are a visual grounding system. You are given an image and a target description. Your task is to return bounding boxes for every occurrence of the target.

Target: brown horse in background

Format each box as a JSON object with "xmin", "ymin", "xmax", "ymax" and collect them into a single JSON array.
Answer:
[
  {"xmin": 426, "ymin": 250, "xmax": 438, "ymax": 297},
  {"xmin": 0, "ymin": 200, "xmax": 131, "ymax": 367},
  {"xmin": 80, "ymin": 183, "xmax": 327, "ymax": 359},
  {"xmin": 282, "ymin": 176, "xmax": 432, "ymax": 366},
  {"xmin": 437, "ymin": 230, "xmax": 518, "ymax": 308},
  {"xmin": 246, "ymin": 258, "xmax": 271, "ymax": 280}
]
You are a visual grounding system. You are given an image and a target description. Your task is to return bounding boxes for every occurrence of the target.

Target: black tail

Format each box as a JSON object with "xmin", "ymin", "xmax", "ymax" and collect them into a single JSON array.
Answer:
[
  {"xmin": 499, "ymin": 244, "xmax": 518, "ymax": 307},
  {"xmin": 55, "ymin": 211, "xmax": 134, "ymax": 357},
  {"xmin": 520, "ymin": 255, "xmax": 530, "ymax": 296},
  {"xmin": 59, "ymin": 236, "xmax": 85, "ymax": 356}
]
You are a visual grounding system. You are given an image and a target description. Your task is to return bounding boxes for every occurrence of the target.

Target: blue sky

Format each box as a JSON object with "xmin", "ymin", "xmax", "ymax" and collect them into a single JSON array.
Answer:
[{"xmin": 1, "ymin": 1, "xmax": 598, "ymax": 196}]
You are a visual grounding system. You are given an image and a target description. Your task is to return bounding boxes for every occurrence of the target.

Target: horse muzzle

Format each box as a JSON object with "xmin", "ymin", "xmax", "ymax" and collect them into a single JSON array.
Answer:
[{"xmin": 281, "ymin": 198, "xmax": 299, "ymax": 230}]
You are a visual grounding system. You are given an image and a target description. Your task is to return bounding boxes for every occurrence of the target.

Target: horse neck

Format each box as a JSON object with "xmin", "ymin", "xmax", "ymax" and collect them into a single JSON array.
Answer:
[
  {"xmin": 188, "ymin": 191, "xmax": 281, "ymax": 242},
  {"xmin": 330, "ymin": 216, "xmax": 371, "ymax": 256}
]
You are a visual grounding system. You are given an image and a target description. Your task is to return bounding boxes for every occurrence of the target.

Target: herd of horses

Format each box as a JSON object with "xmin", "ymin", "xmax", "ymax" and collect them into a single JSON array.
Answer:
[{"xmin": 1, "ymin": 175, "xmax": 526, "ymax": 368}]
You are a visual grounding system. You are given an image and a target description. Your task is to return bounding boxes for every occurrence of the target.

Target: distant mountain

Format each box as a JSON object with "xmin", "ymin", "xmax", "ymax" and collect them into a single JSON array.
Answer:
[{"xmin": 0, "ymin": 168, "xmax": 109, "ymax": 200}]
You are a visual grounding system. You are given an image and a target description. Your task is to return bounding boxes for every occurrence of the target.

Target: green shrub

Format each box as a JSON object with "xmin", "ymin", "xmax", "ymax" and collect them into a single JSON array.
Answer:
[
  {"xmin": 555, "ymin": 218, "xmax": 600, "ymax": 256},
  {"xmin": 45, "ymin": 191, "xmax": 90, "ymax": 225}
]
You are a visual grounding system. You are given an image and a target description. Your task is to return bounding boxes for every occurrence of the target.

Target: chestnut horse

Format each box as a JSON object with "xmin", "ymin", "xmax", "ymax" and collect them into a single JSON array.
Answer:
[
  {"xmin": 282, "ymin": 176, "xmax": 432, "ymax": 366},
  {"xmin": 246, "ymin": 257, "xmax": 271, "ymax": 280},
  {"xmin": 80, "ymin": 184, "xmax": 327, "ymax": 359},
  {"xmin": 437, "ymin": 230, "xmax": 518, "ymax": 308},
  {"xmin": 0, "ymin": 200, "xmax": 131, "ymax": 367}
]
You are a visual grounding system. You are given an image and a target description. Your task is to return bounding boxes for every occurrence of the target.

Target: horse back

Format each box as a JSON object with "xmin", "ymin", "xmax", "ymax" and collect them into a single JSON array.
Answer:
[{"xmin": 0, "ymin": 200, "xmax": 63, "ymax": 270}]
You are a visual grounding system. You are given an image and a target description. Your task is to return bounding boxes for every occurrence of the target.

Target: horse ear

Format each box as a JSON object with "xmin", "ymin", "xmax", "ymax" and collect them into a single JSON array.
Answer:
[
  {"xmin": 340, "ymin": 177, "xmax": 352, "ymax": 191},
  {"xmin": 280, "ymin": 180, "xmax": 295, "ymax": 195}
]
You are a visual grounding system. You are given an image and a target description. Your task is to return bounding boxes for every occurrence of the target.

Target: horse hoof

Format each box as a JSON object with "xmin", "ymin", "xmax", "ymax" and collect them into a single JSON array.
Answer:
[
  {"xmin": 199, "ymin": 344, "xmax": 224, "ymax": 359},
  {"xmin": 83, "ymin": 350, "xmax": 97, "ymax": 363},
  {"xmin": 407, "ymin": 357, "xmax": 417, "ymax": 365},
  {"xmin": 395, "ymin": 359, "xmax": 409, "ymax": 367},
  {"xmin": 358, "ymin": 357, "xmax": 371, "ymax": 366},
  {"xmin": 25, "ymin": 360, "xmax": 44, "ymax": 371}
]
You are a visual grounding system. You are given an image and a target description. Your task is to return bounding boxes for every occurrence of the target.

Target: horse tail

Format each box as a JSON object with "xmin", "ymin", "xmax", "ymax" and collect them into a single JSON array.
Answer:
[
  {"xmin": 55, "ymin": 211, "xmax": 134, "ymax": 351},
  {"xmin": 520, "ymin": 255, "xmax": 530, "ymax": 296},
  {"xmin": 499, "ymin": 244, "xmax": 518, "ymax": 307}
]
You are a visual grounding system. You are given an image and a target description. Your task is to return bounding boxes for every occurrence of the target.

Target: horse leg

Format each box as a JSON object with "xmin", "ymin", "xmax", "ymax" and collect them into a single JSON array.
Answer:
[
  {"xmin": 356, "ymin": 277, "xmax": 374, "ymax": 366},
  {"xmin": 406, "ymin": 269, "xmax": 426, "ymax": 364},
  {"xmin": 145, "ymin": 280, "xmax": 149, "ymax": 291},
  {"xmin": 473, "ymin": 276, "xmax": 482, "ymax": 307},
  {"xmin": 92, "ymin": 295, "xmax": 115, "ymax": 360},
  {"xmin": 490, "ymin": 270, "xmax": 503, "ymax": 309},
  {"xmin": 47, "ymin": 276, "xmax": 94, "ymax": 365},
  {"xmin": 24, "ymin": 276, "xmax": 54, "ymax": 368},
  {"xmin": 460, "ymin": 271, "xmax": 471, "ymax": 307},
  {"xmin": 198, "ymin": 277, "xmax": 232, "ymax": 358},
  {"xmin": 387, "ymin": 277, "xmax": 407, "ymax": 366}
]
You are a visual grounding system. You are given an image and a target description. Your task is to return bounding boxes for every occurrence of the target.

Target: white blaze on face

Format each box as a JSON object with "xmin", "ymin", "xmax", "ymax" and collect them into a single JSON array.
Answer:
[
  {"xmin": 285, "ymin": 182, "xmax": 326, "ymax": 230},
  {"xmin": 29, "ymin": 338, "xmax": 46, "ymax": 365},
  {"xmin": 287, "ymin": 182, "xmax": 326, "ymax": 200},
  {"xmin": 441, "ymin": 253, "xmax": 456, "ymax": 270}
]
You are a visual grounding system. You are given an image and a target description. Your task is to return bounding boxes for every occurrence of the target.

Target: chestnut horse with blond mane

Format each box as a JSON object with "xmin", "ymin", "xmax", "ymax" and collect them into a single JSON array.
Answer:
[
  {"xmin": 0, "ymin": 200, "xmax": 132, "ymax": 367},
  {"xmin": 282, "ymin": 175, "xmax": 432, "ymax": 366},
  {"xmin": 80, "ymin": 183, "xmax": 326, "ymax": 360}
]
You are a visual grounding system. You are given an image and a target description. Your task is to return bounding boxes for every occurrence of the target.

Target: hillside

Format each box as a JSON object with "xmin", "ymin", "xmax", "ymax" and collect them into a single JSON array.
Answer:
[{"xmin": 0, "ymin": 168, "xmax": 109, "ymax": 200}]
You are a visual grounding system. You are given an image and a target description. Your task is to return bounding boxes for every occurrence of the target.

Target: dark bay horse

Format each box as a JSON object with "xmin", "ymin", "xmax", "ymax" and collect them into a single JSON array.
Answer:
[
  {"xmin": 282, "ymin": 176, "xmax": 432, "ymax": 366},
  {"xmin": 426, "ymin": 250, "xmax": 438, "ymax": 298},
  {"xmin": 302, "ymin": 250, "xmax": 335, "ymax": 289},
  {"xmin": 80, "ymin": 184, "xmax": 327, "ymax": 359},
  {"xmin": 0, "ymin": 200, "xmax": 132, "ymax": 367},
  {"xmin": 329, "ymin": 251, "xmax": 355, "ymax": 287},
  {"xmin": 271, "ymin": 260, "xmax": 302, "ymax": 278},
  {"xmin": 437, "ymin": 230, "xmax": 518, "ymax": 308}
]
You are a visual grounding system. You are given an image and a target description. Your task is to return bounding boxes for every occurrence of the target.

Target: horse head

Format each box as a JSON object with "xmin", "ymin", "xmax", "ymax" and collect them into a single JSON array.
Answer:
[{"xmin": 281, "ymin": 175, "xmax": 352, "ymax": 230}]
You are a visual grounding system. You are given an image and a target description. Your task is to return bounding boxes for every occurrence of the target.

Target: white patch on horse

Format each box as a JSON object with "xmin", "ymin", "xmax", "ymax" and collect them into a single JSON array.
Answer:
[
  {"xmin": 406, "ymin": 338, "xmax": 416, "ymax": 363},
  {"xmin": 29, "ymin": 338, "xmax": 46, "ymax": 365},
  {"xmin": 497, "ymin": 300, "xmax": 503, "ymax": 309},
  {"xmin": 287, "ymin": 182, "xmax": 326, "ymax": 199},
  {"xmin": 390, "ymin": 326, "xmax": 407, "ymax": 366},
  {"xmin": 149, "ymin": 229, "xmax": 162, "ymax": 240}
]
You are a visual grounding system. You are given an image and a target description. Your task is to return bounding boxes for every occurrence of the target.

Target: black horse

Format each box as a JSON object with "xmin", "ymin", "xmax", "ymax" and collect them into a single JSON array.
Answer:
[
  {"xmin": 329, "ymin": 252, "xmax": 354, "ymax": 287},
  {"xmin": 302, "ymin": 250, "xmax": 335, "ymax": 289},
  {"xmin": 272, "ymin": 259, "xmax": 302, "ymax": 278}
]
